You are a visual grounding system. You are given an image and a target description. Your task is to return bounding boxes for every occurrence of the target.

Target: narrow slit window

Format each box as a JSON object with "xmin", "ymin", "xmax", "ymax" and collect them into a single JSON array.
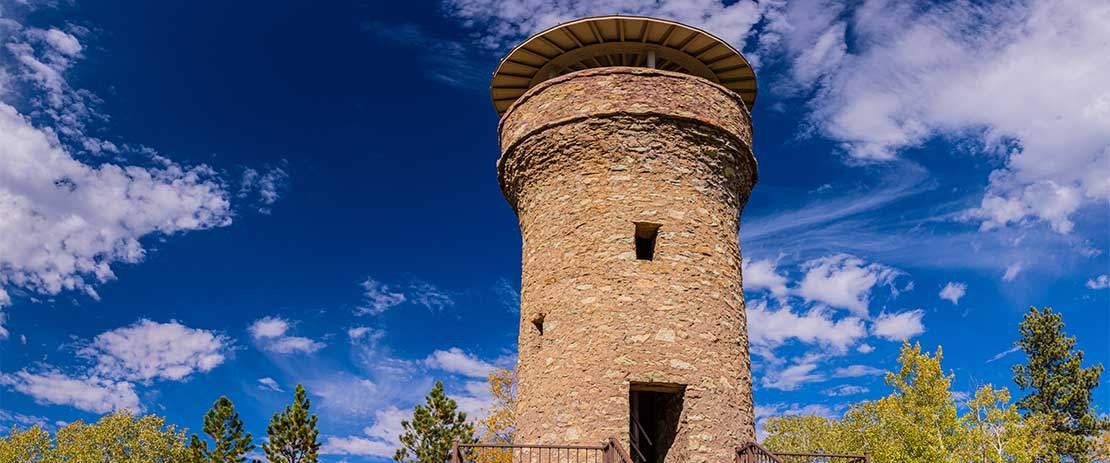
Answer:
[{"xmin": 634, "ymin": 223, "xmax": 661, "ymax": 261}]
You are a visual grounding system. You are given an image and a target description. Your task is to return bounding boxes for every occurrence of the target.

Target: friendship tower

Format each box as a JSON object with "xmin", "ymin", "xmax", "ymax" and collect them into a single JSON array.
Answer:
[{"xmin": 491, "ymin": 16, "xmax": 759, "ymax": 463}]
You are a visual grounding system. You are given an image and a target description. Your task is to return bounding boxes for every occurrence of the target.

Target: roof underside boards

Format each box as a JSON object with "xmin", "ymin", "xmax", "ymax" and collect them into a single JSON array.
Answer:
[{"xmin": 491, "ymin": 16, "xmax": 757, "ymax": 116}]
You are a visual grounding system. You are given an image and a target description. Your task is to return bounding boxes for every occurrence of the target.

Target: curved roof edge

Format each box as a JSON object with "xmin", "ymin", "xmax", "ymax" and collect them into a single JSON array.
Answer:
[{"xmin": 490, "ymin": 15, "xmax": 758, "ymax": 116}]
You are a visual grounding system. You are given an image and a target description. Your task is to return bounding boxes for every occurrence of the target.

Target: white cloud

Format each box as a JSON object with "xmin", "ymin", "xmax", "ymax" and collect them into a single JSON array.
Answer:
[
  {"xmin": 322, "ymin": 406, "xmax": 409, "ymax": 458},
  {"xmin": 409, "ymin": 281, "xmax": 454, "ymax": 311},
  {"xmin": 78, "ymin": 320, "xmax": 230, "ymax": 383},
  {"xmin": 0, "ymin": 309, "xmax": 8, "ymax": 340},
  {"xmin": 0, "ymin": 102, "xmax": 232, "ymax": 307},
  {"xmin": 823, "ymin": 385, "xmax": 869, "ymax": 397},
  {"xmin": 742, "ymin": 259, "xmax": 789, "ymax": 297},
  {"xmin": 872, "ymin": 309, "xmax": 925, "ymax": 341},
  {"xmin": 747, "ymin": 299, "xmax": 865, "ymax": 351},
  {"xmin": 756, "ymin": 402, "xmax": 837, "ymax": 419},
  {"xmin": 754, "ymin": 402, "xmax": 839, "ymax": 440},
  {"xmin": 761, "ymin": 362, "xmax": 825, "ymax": 391},
  {"xmin": 357, "ymin": 278, "xmax": 406, "ymax": 315},
  {"xmin": 258, "ymin": 377, "xmax": 284, "ymax": 392},
  {"xmin": 266, "ymin": 336, "xmax": 325, "ymax": 354},
  {"xmin": 348, "ymin": 326, "xmax": 370, "ymax": 340},
  {"xmin": 1002, "ymin": 262, "xmax": 1023, "ymax": 282},
  {"xmin": 321, "ymin": 435, "xmax": 397, "ymax": 459},
  {"xmin": 1086, "ymin": 274, "xmax": 1109, "ymax": 289},
  {"xmin": 40, "ymin": 28, "xmax": 82, "ymax": 56},
  {"xmin": 0, "ymin": 16, "xmax": 237, "ymax": 307},
  {"xmin": 0, "ymin": 408, "xmax": 56, "ymax": 430},
  {"xmin": 493, "ymin": 278, "xmax": 520, "ymax": 312},
  {"xmin": 773, "ymin": 0, "xmax": 1110, "ymax": 233},
  {"xmin": 442, "ymin": 0, "xmax": 765, "ymax": 51},
  {"xmin": 796, "ymin": 254, "xmax": 898, "ymax": 316},
  {"xmin": 249, "ymin": 316, "xmax": 325, "ymax": 355},
  {"xmin": 0, "ymin": 5, "xmax": 288, "ymax": 309},
  {"xmin": 424, "ymin": 348, "xmax": 496, "ymax": 379},
  {"xmin": 1, "ymin": 318, "xmax": 233, "ymax": 413},
  {"xmin": 249, "ymin": 316, "xmax": 289, "ymax": 339},
  {"xmin": 856, "ymin": 344, "xmax": 874, "ymax": 354},
  {"xmin": 938, "ymin": 281, "xmax": 967, "ymax": 305},
  {"xmin": 238, "ymin": 166, "xmax": 289, "ymax": 214},
  {"xmin": 0, "ymin": 369, "xmax": 141, "ymax": 414},
  {"xmin": 348, "ymin": 326, "xmax": 383, "ymax": 343},
  {"xmin": 832, "ymin": 364, "xmax": 885, "ymax": 378},
  {"xmin": 987, "ymin": 345, "xmax": 1021, "ymax": 363}
]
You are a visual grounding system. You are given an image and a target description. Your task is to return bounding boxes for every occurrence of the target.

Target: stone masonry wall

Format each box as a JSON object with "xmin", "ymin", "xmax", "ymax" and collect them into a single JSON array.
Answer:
[{"xmin": 498, "ymin": 67, "xmax": 758, "ymax": 463}]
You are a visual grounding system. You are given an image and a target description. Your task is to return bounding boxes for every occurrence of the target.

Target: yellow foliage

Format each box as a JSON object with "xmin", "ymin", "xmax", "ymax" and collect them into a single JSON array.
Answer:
[
  {"xmin": 0, "ymin": 410, "xmax": 193, "ymax": 463},
  {"xmin": 472, "ymin": 368, "xmax": 516, "ymax": 463},
  {"xmin": 0, "ymin": 425, "xmax": 51, "ymax": 463},
  {"xmin": 763, "ymin": 342, "xmax": 1050, "ymax": 463},
  {"xmin": 1096, "ymin": 431, "xmax": 1110, "ymax": 462}
]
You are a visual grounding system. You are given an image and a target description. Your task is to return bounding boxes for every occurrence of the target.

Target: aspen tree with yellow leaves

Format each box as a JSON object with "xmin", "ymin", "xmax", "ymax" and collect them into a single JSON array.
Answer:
[
  {"xmin": 472, "ymin": 368, "xmax": 517, "ymax": 463},
  {"xmin": 0, "ymin": 410, "xmax": 193, "ymax": 463}
]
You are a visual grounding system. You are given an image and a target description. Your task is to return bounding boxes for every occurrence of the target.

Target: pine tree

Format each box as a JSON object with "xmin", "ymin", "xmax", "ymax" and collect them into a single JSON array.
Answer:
[
  {"xmin": 394, "ymin": 381, "xmax": 476, "ymax": 463},
  {"xmin": 263, "ymin": 384, "xmax": 321, "ymax": 463},
  {"xmin": 191, "ymin": 396, "xmax": 255, "ymax": 463},
  {"xmin": 1012, "ymin": 307, "xmax": 1108, "ymax": 462}
]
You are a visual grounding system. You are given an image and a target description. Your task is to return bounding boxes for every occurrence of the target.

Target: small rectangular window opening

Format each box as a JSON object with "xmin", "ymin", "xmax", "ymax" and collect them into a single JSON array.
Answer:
[{"xmin": 634, "ymin": 223, "xmax": 661, "ymax": 261}]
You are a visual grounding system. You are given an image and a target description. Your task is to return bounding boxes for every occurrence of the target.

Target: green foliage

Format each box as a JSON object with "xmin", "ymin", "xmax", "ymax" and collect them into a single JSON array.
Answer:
[
  {"xmin": 0, "ymin": 411, "xmax": 193, "ymax": 463},
  {"xmin": 763, "ymin": 342, "xmax": 1046, "ymax": 463},
  {"xmin": 394, "ymin": 380, "xmax": 476, "ymax": 463},
  {"xmin": 263, "ymin": 384, "xmax": 321, "ymax": 463},
  {"xmin": 1013, "ymin": 307, "xmax": 1108, "ymax": 462},
  {"xmin": 191, "ymin": 396, "xmax": 255, "ymax": 463}
]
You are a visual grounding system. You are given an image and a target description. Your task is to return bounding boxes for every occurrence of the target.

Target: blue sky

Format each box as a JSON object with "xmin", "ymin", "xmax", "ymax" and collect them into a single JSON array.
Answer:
[{"xmin": 0, "ymin": 0, "xmax": 1106, "ymax": 461}]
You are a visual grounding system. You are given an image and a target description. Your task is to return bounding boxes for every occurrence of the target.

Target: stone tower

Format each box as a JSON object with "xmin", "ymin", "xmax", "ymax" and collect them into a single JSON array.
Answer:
[{"xmin": 491, "ymin": 16, "xmax": 759, "ymax": 463}]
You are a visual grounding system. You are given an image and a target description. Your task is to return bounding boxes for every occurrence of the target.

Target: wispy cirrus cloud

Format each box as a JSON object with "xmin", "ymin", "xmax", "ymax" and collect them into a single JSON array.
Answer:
[
  {"xmin": 442, "ymin": 0, "xmax": 766, "ymax": 52},
  {"xmin": 257, "ymin": 377, "xmax": 284, "ymax": 392},
  {"xmin": 356, "ymin": 278, "xmax": 407, "ymax": 315},
  {"xmin": 356, "ymin": 277, "xmax": 455, "ymax": 315},
  {"xmin": 358, "ymin": 20, "xmax": 487, "ymax": 88}
]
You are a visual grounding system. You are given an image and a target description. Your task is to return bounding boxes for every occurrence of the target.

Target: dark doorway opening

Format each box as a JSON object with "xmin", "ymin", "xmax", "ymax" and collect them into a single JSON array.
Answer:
[
  {"xmin": 634, "ymin": 223, "xmax": 660, "ymax": 261},
  {"xmin": 629, "ymin": 384, "xmax": 684, "ymax": 463}
]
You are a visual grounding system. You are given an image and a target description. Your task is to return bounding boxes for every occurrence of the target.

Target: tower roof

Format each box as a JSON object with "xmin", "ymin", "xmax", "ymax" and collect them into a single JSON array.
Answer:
[{"xmin": 490, "ymin": 15, "xmax": 757, "ymax": 116}]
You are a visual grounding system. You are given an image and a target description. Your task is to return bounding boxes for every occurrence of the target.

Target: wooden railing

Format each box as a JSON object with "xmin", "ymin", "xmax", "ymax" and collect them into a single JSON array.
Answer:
[
  {"xmin": 451, "ymin": 439, "xmax": 866, "ymax": 463},
  {"xmin": 737, "ymin": 442, "xmax": 870, "ymax": 463},
  {"xmin": 451, "ymin": 437, "xmax": 634, "ymax": 463}
]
